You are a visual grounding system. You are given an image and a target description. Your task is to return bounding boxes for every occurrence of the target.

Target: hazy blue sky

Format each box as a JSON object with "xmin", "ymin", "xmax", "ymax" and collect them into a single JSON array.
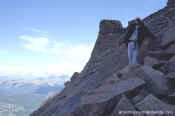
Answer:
[{"xmin": 0, "ymin": 0, "xmax": 167, "ymax": 77}]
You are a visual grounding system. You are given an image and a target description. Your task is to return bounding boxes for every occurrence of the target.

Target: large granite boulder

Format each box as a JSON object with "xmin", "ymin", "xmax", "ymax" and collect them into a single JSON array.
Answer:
[
  {"xmin": 139, "ymin": 66, "xmax": 169, "ymax": 97},
  {"xmin": 117, "ymin": 64, "xmax": 169, "ymax": 97},
  {"xmin": 73, "ymin": 78, "xmax": 145, "ymax": 116}
]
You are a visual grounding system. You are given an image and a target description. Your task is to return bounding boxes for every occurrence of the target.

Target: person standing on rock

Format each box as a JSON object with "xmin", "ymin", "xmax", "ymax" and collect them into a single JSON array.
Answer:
[{"xmin": 119, "ymin": 18, "xmax": 156, "ymax": 64}]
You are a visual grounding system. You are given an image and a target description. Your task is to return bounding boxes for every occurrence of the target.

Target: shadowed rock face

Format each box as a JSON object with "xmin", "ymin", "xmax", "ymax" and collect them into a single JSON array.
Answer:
[
  {"xmin": 30, "ymin": 1, "xmax": 175, "ymax": 116},
  {"xmin": 167, "ymin": 0, "xmax": 175, "ymax": 8}
]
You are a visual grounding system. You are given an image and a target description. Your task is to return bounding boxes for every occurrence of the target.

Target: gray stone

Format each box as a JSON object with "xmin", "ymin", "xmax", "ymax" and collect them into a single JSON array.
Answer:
[
  {"xmin": 136, "ymin": 94, "xmax": 175, "ymax": 116},
  {"xmin": 154, "ymin": 62, "xmax": 175, "ymax": 74},
  {"xmin": 81, "ymin": 78, "xmax": 145, "ymax": 105},
  {"xmin": 148, "ymin": 50, "xmax": 174, "ymax": 61},
  {"xmin": 139, "ymin": 36, "xmax": 159, "ymax": 64},
  {"xmin": 170, "ymin": 55, "xmax": 175, "ymax": 62},
  {"xmin": 64, "ymin": 81, "xmax": 71, "ymax": 87},
  {"xmin": 132, "ymin": 87, "xmax": 149, "ymax": 104},
  {"xmin": 161, "ymin": 27, "xmax": 175, "ymax": 46},
  {"xmin": 101, "ymin": 73, "xmax": 120, "ymax": 86},
  {"xmin": 144, "ymin": 8, "xmax": 170, "ymax": 41},
  {"xmin": 110, "ymin": 95, "xmax": 135, "ymax": 116},
  {"xmin": 168, "ymin": 92, "xmax": 175, "ymax": 104},
  {"xmin": 167, "ymin": 0, "xmax": 175, "ymax": 7},
  {"xmin": 165, "ymin": 72, "xmax": 175, "ymax": 92},
  {"xmin": 71, "ymin": 72, "xmax": 80, "ymax": 82},
  {"xmin": 165, "ymin": 72, "xmax": 175, "ymax": 79},
  {"xmin": 116, "ymin": 64, "xmax": 141, "ymax": 80},
  {"xmin": 99, "ymin": 20, "xmax": 124, "ymax": 35},
  {"xmin": 74, "ymin": 78, "xmax": 145, "ymax": 116},
  {"xmin": 117, "ymin": 65, "xmax": 169, "ymax": 97},
  {"xmin": 58, "ymin": 112, "xmax": 74, "ymax": 116},
  {"xmin": 144, "ymin": 56, "xmax": 159, "ymax": 67},
  {"xmin": 165, "ymin": 45, "xmax": 175, "ymax": 54},
  {"xmin": 140, "ymin": 66, "xmax": 169, "ymax": 97}
]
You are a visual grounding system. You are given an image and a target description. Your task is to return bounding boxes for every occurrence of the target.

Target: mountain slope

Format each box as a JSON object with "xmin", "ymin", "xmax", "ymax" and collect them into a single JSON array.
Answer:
[{"xmin": 30, "ymin": 1, "xmax": 175, "ymax": 116}]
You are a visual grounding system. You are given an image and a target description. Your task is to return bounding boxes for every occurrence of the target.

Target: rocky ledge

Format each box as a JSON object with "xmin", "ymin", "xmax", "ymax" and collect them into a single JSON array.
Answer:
[{"xmin": 30, "ymin": 0, "xmax": 175, "ymax": 116}]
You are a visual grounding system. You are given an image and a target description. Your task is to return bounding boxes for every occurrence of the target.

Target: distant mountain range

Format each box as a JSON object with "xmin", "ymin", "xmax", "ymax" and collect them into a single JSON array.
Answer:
[{"xmin": 0, "ymin": 74, "xmax": 67, "ymax": 116}]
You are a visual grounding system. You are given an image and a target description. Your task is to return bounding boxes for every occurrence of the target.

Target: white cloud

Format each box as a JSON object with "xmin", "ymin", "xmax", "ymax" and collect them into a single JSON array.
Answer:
[
  {"xmin": 45, "ymin": 43, "xmax": 93, "ymax": 76},
  {"xmin": 11, "ymin": 35, "xmax": 94, "ymax": 78},
  {"xmin": 30, "ymin": 28, "xmax": 49, "ymax": 34},
  {"xmin": 25, "ymin": 28, "xmax": 49, "ymax": 37},
  {"xmin": 19, "ymin": 35, "xmax": 49, "ymax": 53}
]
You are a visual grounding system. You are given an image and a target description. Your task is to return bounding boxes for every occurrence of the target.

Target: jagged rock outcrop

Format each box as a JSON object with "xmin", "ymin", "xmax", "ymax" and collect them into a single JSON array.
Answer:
[
  {"xmin": 135, "ymin": 94, "xmax": 175, "ymax": 113},
  {"xmin": 30, "ymin": 1, "xmax": 175, "ymax": 116}
]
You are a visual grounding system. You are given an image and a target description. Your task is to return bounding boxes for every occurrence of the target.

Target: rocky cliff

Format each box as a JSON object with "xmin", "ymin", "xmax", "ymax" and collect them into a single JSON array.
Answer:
[{"xmin": 30, "ymin": 0, "xmax": 175, "ymax": 116}]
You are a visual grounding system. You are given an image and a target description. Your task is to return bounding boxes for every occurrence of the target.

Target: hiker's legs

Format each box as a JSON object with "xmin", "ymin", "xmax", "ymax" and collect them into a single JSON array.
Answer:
[
  {"xmin": 128, "ymin": 48, "xmax": 132, "ymax": 64},
  {"xmin": 132, "ymin": 43, "xmax": 139, "ymax": 64},
  {"xmin": 128, "ymin": 42, "xmax": 134, "ymax": 64}
]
